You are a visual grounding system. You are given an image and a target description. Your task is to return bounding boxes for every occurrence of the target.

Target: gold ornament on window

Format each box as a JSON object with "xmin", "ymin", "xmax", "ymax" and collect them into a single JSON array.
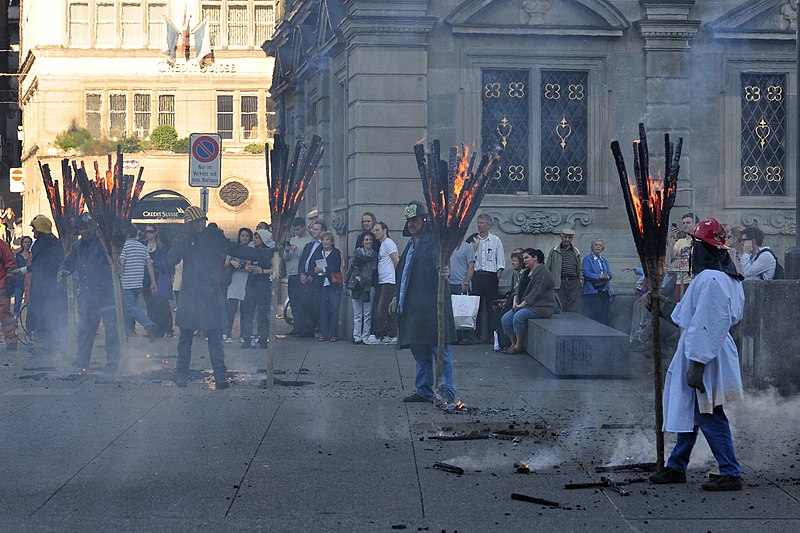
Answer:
[
  {"xmin": 556, "ymin": 116, "xmax": 572, "ymax": 150},
  {"xmin": 496, "ymin": 116, "xmax": 512, "ymax": 149},
  {"xmin": 755, "ymin": 118, "xmax": 771, "ymax": 150}
]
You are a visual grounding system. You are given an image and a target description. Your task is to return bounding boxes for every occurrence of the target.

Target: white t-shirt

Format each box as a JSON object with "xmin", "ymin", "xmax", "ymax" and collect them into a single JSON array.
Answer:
[{"xmin": 377, "ymin": 237, "xmax": 398, "ymax": 284}]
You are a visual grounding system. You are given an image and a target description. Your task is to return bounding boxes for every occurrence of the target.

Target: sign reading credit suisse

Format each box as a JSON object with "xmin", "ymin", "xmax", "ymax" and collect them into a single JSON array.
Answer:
[{"xmin": 189, "ymin": 133, "xmax": 222, "ymax": 187}]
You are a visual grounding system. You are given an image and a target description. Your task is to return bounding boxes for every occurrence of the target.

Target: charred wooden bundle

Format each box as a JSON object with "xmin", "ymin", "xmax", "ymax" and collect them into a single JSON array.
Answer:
[
  {"xmin": 610, "ymin": 123, "xmax": 683, "ymax": 471},
  {"xmin": 38, "ymin": 159, "xmax": 85, "ymax": 253},
  {"xmin": 265, "ymin": 134, "xmax": 324, "ymax": 245},
  {"xmin": 75, "ymin": 146, "xmax": 145, "ymax": 253},
  {"xmin": 413, "ymin": 140, "xmax": 501, "ymax": 262}
]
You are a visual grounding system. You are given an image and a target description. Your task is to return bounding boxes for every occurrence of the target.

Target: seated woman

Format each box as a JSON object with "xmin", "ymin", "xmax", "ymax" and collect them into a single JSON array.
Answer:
[{"xmin": 500, "ymin": 248, "xmax": 556, "ymax": 354}]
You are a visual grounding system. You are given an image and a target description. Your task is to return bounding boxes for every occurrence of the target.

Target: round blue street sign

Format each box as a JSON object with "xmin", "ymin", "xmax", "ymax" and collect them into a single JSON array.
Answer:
[{"xmin": 192, "ymin": 135, "xmax": 220, "ymax": 163}]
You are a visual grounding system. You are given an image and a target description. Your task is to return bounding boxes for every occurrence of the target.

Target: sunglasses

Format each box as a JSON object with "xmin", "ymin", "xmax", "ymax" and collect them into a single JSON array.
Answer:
[{"xmin": 146, "ymin": 229, "xmax": 156, "ymax": 234}]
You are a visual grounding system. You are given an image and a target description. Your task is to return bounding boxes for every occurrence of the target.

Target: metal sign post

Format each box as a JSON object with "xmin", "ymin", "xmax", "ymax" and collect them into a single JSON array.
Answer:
[{"xmin": 188, "ymin": 133, "xmax": 222, "ymax": 211}]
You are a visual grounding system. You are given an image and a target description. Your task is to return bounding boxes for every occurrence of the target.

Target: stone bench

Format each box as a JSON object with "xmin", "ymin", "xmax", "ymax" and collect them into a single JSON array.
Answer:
[{"xmin": 525, "ymin": 312, "xmax": 630, "ymax": 378}]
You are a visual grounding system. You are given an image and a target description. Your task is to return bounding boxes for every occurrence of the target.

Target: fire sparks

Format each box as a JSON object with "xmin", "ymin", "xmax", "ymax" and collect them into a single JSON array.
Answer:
[{"xmin": 455, "ymin": 400, "xmax": 465, "ymax": 410}]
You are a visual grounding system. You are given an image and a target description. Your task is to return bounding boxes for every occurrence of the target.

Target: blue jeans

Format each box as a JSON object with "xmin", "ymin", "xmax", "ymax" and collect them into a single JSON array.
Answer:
[
  {"xmin": 667, "ymin": 404, "xmax": 742, "ymax": 477},
  {"xmin": 501, "ymin": 307, "xmax": 539, "ymax": 334},
  {"xmin": 319, "ymin": 285, "xmax": 342, "ymax": 338},
  {"xmin": 123, "ymin": 288, "xmax": 154, "ymax": 334},
  {"xmin": 410, "ymin": 343, "xmax": 457, "ymax": 402},
  {"xmin": 177, "ymin": 327, "xmax": 226, "ymax": 379}
]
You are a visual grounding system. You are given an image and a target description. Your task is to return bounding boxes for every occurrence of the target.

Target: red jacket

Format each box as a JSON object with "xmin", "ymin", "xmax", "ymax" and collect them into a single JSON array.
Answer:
[{"xmin": 0, "ymin": 239, "xmax": 16, "ymax": 290}]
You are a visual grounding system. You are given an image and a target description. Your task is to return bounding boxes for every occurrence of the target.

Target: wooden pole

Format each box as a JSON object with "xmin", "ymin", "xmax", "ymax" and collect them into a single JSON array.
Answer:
[
  {"xmin": 264, "ymin": 245, "xmax": 281, "ymax": 388},
  {"xmin": 647, "ymin": 270, "xmax": 665, "ymax": 471},
  {"xmin": 66, "ymin": 277, "xmax": 76, "ymax": 355},
  {"xmin": 434, "ymin": 263, "xmax": 449, "ymax": 398}
]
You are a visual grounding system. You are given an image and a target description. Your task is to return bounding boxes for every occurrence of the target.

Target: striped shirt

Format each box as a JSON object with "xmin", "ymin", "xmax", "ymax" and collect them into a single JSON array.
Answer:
[
  {"xmin": 120, "ymin": 238, "xmax": 151, "ymax": 289},
  {"xmin": 560, "ymin": 246, "xmax": 579, "ymax": 278}
]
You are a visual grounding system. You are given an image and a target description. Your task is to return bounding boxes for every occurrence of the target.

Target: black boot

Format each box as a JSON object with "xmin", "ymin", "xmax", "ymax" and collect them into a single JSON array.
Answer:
[
  {"xmin": 649, "ymin": 467, "xmax": 687, "ymax": 484},
  {"xmin": 701, "ymin": 474, "xmax": 742, "ymax": 491}
]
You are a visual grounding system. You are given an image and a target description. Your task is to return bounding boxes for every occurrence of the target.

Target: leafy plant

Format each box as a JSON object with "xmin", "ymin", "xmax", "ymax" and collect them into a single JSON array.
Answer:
[
  {"xmin": 150, "ymin": 124, "xmax": 178, "ymax": 151},
  {"xmin": 173, "ymin": 137, "xmax": 191, "ymax": 153},
  {"xmin": 118, "ymin": 134, "xmax": 143, "ymax": 153},
  {"xmin": 243, "ymin": 143, "xmax": 265, "ymax": 154},
  {"xmin": 55, "ymin": 127, "xmax": 93, "ymax": 150}
]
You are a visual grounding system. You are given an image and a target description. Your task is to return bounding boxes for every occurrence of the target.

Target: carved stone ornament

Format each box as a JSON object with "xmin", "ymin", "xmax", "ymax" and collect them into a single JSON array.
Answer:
[
  {"xmin": 331, "ymin": 210, "xmax": 347, "ymax": 236},
  {"xmin": 521, "ymin": 0, "xmax": 552, "ymax": 24},
  {"xmin": 780, "ymin": 0, "xmax": 797, "ymax": 31},
  {"xmin": 483, "ymin": 210, "xmax": 592, "ymax": 235},
  {"xmin": 219, "ymin": 181, "xmax": 249, "ymax": 207},
  {"xmin": 741, "ymin": 212, "xmax": 796, "ymax": 235}
]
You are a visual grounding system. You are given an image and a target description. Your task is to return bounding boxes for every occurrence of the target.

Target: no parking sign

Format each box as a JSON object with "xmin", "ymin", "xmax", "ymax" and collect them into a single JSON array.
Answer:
[{"xmin": 188, "ymin": 133, "xmax": 221, "ymax": 187}]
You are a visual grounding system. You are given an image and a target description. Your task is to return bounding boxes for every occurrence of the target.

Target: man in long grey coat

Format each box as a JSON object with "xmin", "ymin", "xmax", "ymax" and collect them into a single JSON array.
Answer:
[
  {"xmin": 394, "ymin": 201, "xmax": 456, "ymax": 403},
  {"xmin": 168, "ymin": 206, "xmax": 271, "ymax": 389}
]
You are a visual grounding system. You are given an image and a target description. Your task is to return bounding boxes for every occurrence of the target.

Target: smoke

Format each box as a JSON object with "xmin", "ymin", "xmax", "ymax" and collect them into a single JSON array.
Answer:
[
  {"xmin": 728, "ymin": 388, "xmax": 800, "ymax": 469},
  {"xmin": 442, "ymin": 446, "xmax": 566, "ymax": 472},
  {"xmin": 524, "ymin": 447, "xmax": 566, "ymax": 471}
]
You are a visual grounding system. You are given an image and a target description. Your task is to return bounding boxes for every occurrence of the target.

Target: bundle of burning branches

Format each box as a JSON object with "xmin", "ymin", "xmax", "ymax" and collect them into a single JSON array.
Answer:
[
  {"xmin": 610, "ymin": 123, "xmax": 683, "ymax": 469},
  {"xmin": 413, "ymin": 140, "xmax": 501, "ymax": 396},
  {"xmin": 261, "ymin": 134, "xmax": 325, "ymax": 387},
  {"xmin": 75, "ymin": 148, "xmax": 145, "ymax": 256},
  {"xmin": 38, "ymin": 159, "xmax": 85, "ymax": 254}
]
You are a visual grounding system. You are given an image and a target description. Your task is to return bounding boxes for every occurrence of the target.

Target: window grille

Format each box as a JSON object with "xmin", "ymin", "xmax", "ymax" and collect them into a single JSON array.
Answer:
[
  {"xmin": 158, "ymin": 94, "xmax": 175, "ymax": 127},
  {"xmin": 227, "ymin": 4, "xmax": 248, "ymax": 46},
  {"xmin": 217, "ymin": 94, "xmax": 234, "ymax": 140},
  {"xmin": 481, "ymin": 69, "xmax": 530, "ymax": 194},
  {"xmin": 121, "ymin": 3, "xmax": 142, "ymax": 48},
  {"xmin": 109, "ymin": 94, "xmax": 127, "ymax": 137},
  {"xmin": 741, "ymin": 73, "xmax": 787, "ymax": 196},
  {"xmin": 95, "ymin": 3, "xmax": 115, "ymax": 47},
  {"xmin": 202, "ymin": 4, "xmax": 221, "ymax": 46},
  {"xmin": 85, "ymin": 93, "xmax": 102, "ymax": 137},
  {"xmin": 68, "ymin": 2, "xmax": 90, "ymax": 46},
  {"xmin": 241, "ymin": 95, "xmax": 259, "ymax": 140},
  {"xmin": 255, "ymin": 4, "xmax": 275, "ymax": 44},
  {"xmin": 147, "ymin": 3, "xmax": 167, "ymax": 48},
  {"xmin": 540, "ymin": 70, "xmax": 588, "ymax": 195},
  {"xmin": 133, "ymin": 93, "xmax": 151, "ymax": 137}
]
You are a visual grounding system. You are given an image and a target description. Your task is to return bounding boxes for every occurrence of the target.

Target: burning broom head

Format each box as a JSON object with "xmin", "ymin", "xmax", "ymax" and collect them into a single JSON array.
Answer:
[
  {"xmin": 265, "ymin": 134, "xmax": 325, "ymax": 246},
  {"xmin": 74, "ymin": 145, "xmax": 145, "ymax": 255},
  {"xmin": 38, "ymin": 159, "xmax": 86, "ymax": 253},
  {"xmin": 413, "ymin": 140, "xmax": 501, "ymax": 261},
  {"xmin": 611, "ymin": 123, "xmax": 682, "ymax": 285}
]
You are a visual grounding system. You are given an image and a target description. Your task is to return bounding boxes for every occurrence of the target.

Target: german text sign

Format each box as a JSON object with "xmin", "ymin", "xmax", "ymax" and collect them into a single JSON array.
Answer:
[{"xmin": 189, "ymin": 133, "xmax": 221, "ymax": 187}]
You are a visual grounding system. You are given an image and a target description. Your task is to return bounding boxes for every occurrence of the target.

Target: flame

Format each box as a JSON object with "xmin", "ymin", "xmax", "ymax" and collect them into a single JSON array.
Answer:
[
  {"xmin": 454, "ymin": 145, "xmax": 470, "ymax": 197},
  {"xmin": 628, "ymin": 170, "xmax": 666, "ymax": 235},
  {"xmin": 455, "ymin": 400, "xmax": 465, "ymax": 410}
]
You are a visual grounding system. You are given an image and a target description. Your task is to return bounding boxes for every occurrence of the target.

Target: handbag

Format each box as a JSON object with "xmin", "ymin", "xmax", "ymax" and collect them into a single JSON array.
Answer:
[
  {"xmin": 451, "ymin": 293, "xmax": 480, "ymax": 331},
  {"xmin": 347, "ymin": 272, "xmax": 363, "ymax": 291},
  {"xmin": 331, "ymin": 271, "xmax": 343, "ymax": 285}
]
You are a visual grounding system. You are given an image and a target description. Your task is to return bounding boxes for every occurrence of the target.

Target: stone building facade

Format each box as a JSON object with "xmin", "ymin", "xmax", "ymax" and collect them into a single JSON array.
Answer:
[
  {"xmin": 269, "ymin": 0, "xmax": 799, "ymax": 272},
  {"xmin": 18, "ymin": 0, "xmax": 277, "ymax": 235}
]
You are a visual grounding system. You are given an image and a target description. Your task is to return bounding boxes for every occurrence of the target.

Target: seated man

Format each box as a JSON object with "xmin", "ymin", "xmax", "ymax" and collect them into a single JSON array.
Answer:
[{"xmin": 500, "ymin": 248, "xmax": 555, "ymax": 354}]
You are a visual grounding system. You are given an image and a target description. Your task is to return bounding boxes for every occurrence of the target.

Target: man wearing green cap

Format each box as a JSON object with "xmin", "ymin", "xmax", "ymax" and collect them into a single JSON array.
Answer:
[
  {"xmin": 394, "ymin": 201, "xmax": 457, "ymax": 403},
  {"xmin": 27, "ymin": 215, "xmax": 67, "ymax": 357}
]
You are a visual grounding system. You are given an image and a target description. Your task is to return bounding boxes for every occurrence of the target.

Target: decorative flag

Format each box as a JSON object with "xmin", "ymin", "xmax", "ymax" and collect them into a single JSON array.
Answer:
[
  {"xmin": 194, "ymin": 21, "xmax": 212, "ymax": 64},
  {"xmin": 163, "ymin": 16, "xmax": 180, "ymax": 64}
]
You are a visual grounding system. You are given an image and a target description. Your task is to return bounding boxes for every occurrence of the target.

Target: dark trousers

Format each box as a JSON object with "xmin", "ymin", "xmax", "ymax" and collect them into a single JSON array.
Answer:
[
  {"xmin": 372, "ymin": 283, "xmax": 396, "ymax": 338},
  {"xmin": 319, "ymin": 285, "xmax": 342, "ymax": 339},
  {"xmin": 177, "ymin": 327, "xmax": 226, "ymax": 379},
  {"xmin": 225, "ymin": 298, "xmax": 242, "ymax": 338},
  {"xmin": 582, "ymin": 291, "xmax": 610, "ymax": 325},
  {"xmin": 296, "ymin": 280, "xmax": 319, "ymax": 336},
  {"xmin": 471, "ymin": 271, "xmax": 499, "ymax": 341},
  {"xmin": 557, "ymin": 278, "xmax": 582, "ymax": 313},
  {"xmin": 241, "ymin": 283, "xmax": 272, "ymax": 345},
  {"xmin": 287, "ymin": 275, "xmax": 301, "ymax": 331},
  {"xmin": 143, "ymin": 291, "xmax": 173, "ymax": 337},
  {"xmin": 75, "ymin": 295, "xmax": 119, "ymax": 368}
]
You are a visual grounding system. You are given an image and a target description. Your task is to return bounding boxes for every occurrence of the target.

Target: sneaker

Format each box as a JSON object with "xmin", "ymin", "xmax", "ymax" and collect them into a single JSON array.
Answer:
[
  {"xmin": 701, "ymin": 474, "xmax": 742, "ymax": 492},
  {"xmin": 381, "ymin": 336, "xmax": 397, "ymax": 345},
  {"xmin": 222, "ymin": 334, "xmax": 229, "ymax": 341},
  {"xmin": 175, "ymin": 374, "xmax": 188, "ymax": 388},
  {"xmin": 223, "ymin": 335, "xmax": 233, "ymax": 343},
  {"xmin": 649, "ymin": 467, "xmax": 687, "ymax": 484},
  {"xmin": 364, "ymin": 335, "xmax": 381, "ymax": 345},
  {"xmin": 403, "ymin": 393, "xmax": 431, "ymax": 403},
  {"xmin": 354, "ymin": 338, "xmax": 362, "ymax": 344}
]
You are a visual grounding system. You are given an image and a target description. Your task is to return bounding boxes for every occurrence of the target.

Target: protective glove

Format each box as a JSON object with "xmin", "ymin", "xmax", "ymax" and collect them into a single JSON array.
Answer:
[
  {"xmin": 389, "ymin": 296, "xmax": 398, "ymax": 316},
  {"xmin": 56, "ymin": 269, "xmax": 69, "ymax": 283},
  {"xmin": 644, "ymin": 291, "xmax": 677, "ymax": 326},
  {"xmin": 686, "ymin": 361, "xmax": 707, "ymax": 393}
]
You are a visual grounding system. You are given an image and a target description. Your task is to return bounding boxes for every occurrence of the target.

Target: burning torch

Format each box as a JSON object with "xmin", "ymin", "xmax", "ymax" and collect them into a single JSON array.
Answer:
[{"xmin": 611, "ymin": 123, "xmax": 683, "ymax": 470}]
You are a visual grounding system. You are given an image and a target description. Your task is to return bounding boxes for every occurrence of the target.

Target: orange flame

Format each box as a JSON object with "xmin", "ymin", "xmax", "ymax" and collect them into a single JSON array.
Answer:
[
  {"xmin": 454, "ymin": 146, "xmax": 470, "ymax": 197},
  {"xmin": 455, "ymin": 400, "xmax": 465, "ymax": 410},
  {"xmin": 628, "ymin": 170, "xmax": 666, "ymax": 234}
]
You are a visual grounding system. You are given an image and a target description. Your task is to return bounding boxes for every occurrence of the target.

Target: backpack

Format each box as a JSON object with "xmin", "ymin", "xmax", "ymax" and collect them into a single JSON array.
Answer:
[{"xmin": 753, "ymin": 248, "xmax": 784, "ymax": 279}]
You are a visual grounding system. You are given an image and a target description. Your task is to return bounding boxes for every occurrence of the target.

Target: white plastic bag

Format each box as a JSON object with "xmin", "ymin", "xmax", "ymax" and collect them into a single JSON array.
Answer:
[{"xmin": 451, "ymin": 294, "xmax": 480, "ymax": 330}]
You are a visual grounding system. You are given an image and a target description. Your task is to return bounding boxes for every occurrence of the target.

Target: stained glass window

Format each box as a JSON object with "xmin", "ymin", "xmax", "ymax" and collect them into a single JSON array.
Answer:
[
  {"xmin": 540, "ymin": 70, "xmax": 588, "ymax": 195},
  {"xmin": 741, "ymin": 73, "xmax": 786, "ymax": 196},
  {"xmin": 481, "ymin": 69, "xmax": 529, "ymax": 194}
]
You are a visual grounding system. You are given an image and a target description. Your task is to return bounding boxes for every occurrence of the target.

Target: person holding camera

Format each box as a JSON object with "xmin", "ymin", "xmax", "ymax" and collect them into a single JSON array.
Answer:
[{"xmin": 348, "ymin": 231, "xmax": 378, "ymax": 344}]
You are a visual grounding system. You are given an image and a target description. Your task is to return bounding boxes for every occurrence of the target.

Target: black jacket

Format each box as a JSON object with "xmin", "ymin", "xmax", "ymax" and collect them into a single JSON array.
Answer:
[
  {"xmin": 60, "ymin": 234, "xmax": 114, "ymax": 306},
  {"xmin": 27, "ymin": 233, "xmax": 67, "ymax": 330}
]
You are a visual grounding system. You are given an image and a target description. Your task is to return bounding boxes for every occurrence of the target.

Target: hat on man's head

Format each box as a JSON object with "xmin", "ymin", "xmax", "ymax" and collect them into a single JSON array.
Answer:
[
  {"xmin": 183, "ymin": 205, "xmax": 207, "ymax": 224},
  {"xmin": 30, "ymin": 214, "xmax": 53, "ymax": 234},
  {"xmin": 75, "ymin": 212, "xmax": 93, "ymax": 228},
  {"xmin": 691, "ymin": 217, "xmax": 729, "ymax": 250},
  {"xmin": 402, "ymin": 200, "xmax": 428, "ymax": 237},
  {"xmin": 560, "ymin": 228, "xmax": 575, "ymax": 236}
]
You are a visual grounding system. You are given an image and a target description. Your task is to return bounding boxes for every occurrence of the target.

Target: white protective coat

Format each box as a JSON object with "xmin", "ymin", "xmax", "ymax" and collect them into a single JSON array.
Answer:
[{"xmin": 662, "ymin": 269, "xmax": 745, "ymax": 433}]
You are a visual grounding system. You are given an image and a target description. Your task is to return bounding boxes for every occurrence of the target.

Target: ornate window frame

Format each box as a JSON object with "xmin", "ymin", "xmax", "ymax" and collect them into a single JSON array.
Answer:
[
  {"xmin": 462, "ymin": 51, "xmax": 609, "ymax": 209},
  {"xmin": 722, "ymin": 56, "xmax": 796, "ymax": 209}
]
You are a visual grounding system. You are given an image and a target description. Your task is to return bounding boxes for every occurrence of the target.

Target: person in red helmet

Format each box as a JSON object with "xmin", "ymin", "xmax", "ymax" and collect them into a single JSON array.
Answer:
[{"xmin": 649, "ymin": 217, "xmax": 746, "ymax": 491}]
